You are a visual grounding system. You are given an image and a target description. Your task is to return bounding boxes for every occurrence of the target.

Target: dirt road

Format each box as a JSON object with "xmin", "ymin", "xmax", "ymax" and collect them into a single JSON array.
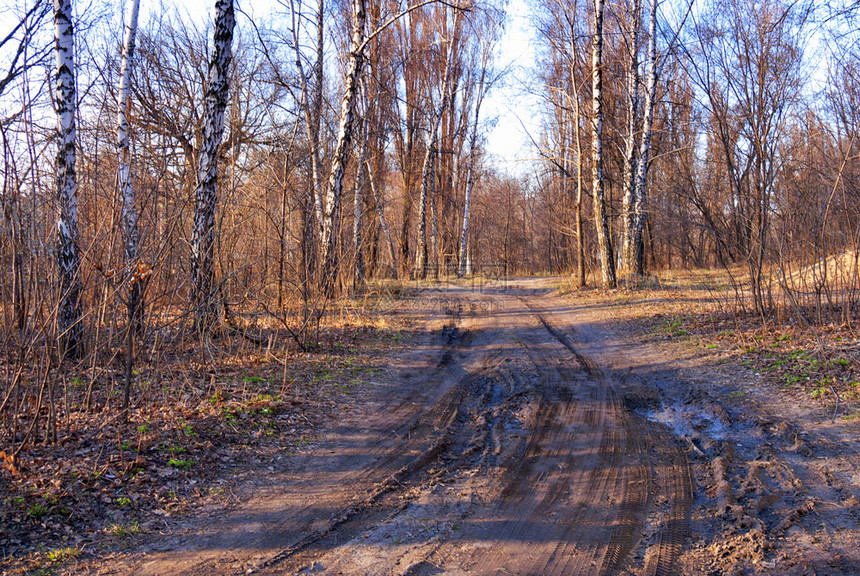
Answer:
[{"xmin": 85, "ymin": 281, "xmax": 859, "ymax": 575}]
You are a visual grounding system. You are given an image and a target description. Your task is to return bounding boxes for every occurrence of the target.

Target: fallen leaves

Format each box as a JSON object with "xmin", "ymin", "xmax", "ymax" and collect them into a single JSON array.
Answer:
[{"xmin": 0, "ymin": 316, "xmax": 414, "ymax": 574}]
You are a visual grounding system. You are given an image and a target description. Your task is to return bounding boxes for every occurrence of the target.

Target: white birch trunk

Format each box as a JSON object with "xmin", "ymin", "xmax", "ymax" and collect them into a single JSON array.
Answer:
[
  {"xmin": 458, "ymin": 128, "xmax": 478, "ymax": 279},
  {"xmin": 591, "ymin": 0, "xmax": 616, "ymax": 289},
  {"xmin": 319, "ymin": 0, "xmax": 366, "ymax": 296},
  {"xmin": 565, "ymin": 34, "xmax": 587, "ymax": 287},
  {"xmin": 53, "ymin": 0, "xmax": 83, "ymax": 357},
  {"xmin": 574, "ymin": 104, "xmax": 586, "ymax": 287},
  {"xmin": 191, "ymin": 0, "xmax": 235, "ymax": 330},
  {"xmin": 116, "ymin": 0, "xmax": 142, "ymax": 332},
  {"xmin": 430, "ymin": 147, "xmax": 438, "ymax": 278},
  {"xmin": 458, "ymin": 60, "xmax": 488, "ymax": 279},
  {"xmin": 290, "ymin": 0, "xmax": 326, "ymax": 231},
  {"xmin": 632, "ymin": 0, "xmax": 658, "ymax": 276},
  {"xmin": 353, "ymin": 86, "xmax": 369, "ymax": 288},
  {"xmin": 621, "ymin": 0, "xmax": 642, "ymax": 272},
  {"xmin": 415, "ymin": 134, "xmax": 436, "ymax": 280}
]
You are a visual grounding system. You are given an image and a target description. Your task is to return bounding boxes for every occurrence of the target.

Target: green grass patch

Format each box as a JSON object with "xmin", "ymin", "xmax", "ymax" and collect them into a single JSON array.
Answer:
[
  {"xmin": 46, "ymin": 547, "xmax": 81, "ymax": 562},
  {"xmin": 167, "ymin": 458, "xmax": 194, "ymax": 470}
]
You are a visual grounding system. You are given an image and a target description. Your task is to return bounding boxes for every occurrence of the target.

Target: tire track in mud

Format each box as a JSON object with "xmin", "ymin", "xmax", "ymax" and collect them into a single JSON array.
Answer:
[
  {"xmin": 527, "ymin": 329, "xmax": 637, "ymax": 576},
  {"xmin": 132, "ymin": 318, "xmax": 487, "ymax": 576},
  {"xmin": 250, "ymin": 324, "xmax": 488, "ymax": 574},
  {"xmin": 128, "ymin": 285, "xmax": 695, "ymax": 576},
  {"xmin": 523, "ymin": 296, "xmax": 693, "ymax": 576},
  {"xmin": 266, "ymin": 287, "xmax": 695, "ymax": 576}
]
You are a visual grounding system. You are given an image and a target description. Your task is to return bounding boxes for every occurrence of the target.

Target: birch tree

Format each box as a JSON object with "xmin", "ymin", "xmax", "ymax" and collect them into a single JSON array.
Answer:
[
  {"xmin": 590, "ymin": 0, "xmax": 616, "ymax": 288},
  {"xmin": 630, "ymin": 0, "xmax": 658, "ymax": 276},
  {"xmin": 457, "ymin": 64, "xmax": 485, "ymax": 279},
  {"xmin": 319, "ymin": 0, "xmax": 366, "ymax": 296},
  {"xmin": 191, "ymin": 0, "xmax": 236, "ymax": 331},
  {"xmin": 568, "ymin": 23, "xmax": 588, "ymax": 287},
  {"xmin": 288, "ymin": 0, "xmax": 326, "ymax": 233},
  {"xmin": 353, "ymin": 74, "xmax": 370, "ymax": 288},
  {"xmin": 116, "ymin": 0, "xmax": 143, "ymax": 334},
  {"xmin": 624, "ymin": 0, "xmax": 690, "ymax": 276},
  {"xmin": 116, "ymin": 0, "xmax": 143, "ymax": 415},
  {"xmin": 620, "ymin": 0, "xmax": 642, "ymax": 273},
  {"xmin": 53, "ymin": 0, "xmax": 84, "ymax": 357}
]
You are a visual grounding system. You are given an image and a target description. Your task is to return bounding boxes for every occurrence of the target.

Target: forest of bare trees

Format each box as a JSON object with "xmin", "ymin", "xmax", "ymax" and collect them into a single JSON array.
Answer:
[
  {"xmin": 0, "ymin": 0, "xmax": 858, "ymax": 455},
  {"xmin": 534, "ymin": 0, "xmax": 860, "ymax": 317}
]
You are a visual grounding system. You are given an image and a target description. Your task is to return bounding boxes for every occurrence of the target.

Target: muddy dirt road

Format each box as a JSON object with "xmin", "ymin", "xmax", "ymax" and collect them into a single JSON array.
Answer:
[{"xmin": 86, "ymin": 281, "xmax": 859, "ymax": 575}]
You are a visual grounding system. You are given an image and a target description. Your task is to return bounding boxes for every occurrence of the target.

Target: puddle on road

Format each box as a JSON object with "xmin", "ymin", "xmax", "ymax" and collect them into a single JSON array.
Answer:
[{"xmin": 643, "ymin": 403, "xmax": 728, "ymax": 441}]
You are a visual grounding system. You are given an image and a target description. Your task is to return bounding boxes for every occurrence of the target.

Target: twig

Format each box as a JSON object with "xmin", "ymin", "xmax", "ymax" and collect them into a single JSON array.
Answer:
[{"xmin": 830, "ymin": 385, "xmax": 841, "ymax": 423}]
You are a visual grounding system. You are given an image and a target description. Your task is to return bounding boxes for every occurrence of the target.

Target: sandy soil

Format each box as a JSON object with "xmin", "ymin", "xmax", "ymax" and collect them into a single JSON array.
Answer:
[{"xmin": 63, "ymin": 279, "xmax": 860, "ymax": 575}]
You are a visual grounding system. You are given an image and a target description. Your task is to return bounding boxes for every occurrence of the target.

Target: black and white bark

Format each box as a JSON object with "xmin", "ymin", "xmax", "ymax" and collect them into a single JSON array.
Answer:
[
  {"xmin": 116, "ymin": 0, "xmax": 143, "ymax": 336},
  {"xmin": 429, "ymin": 145, "xmax": 438, "ymax": 278},
  {"xmin": 289, "ymin": 0, "xmax": 326, "ymax": 231},
  {"xmin": 191, "ymin": 0, "xmax": 235, "ymax": 331},
  {"xmin": 319, "ymin": 0, "xmax": 366, "ymax": 296},
  {"xmin": 116, "ymin": 0, "xmax": 142, "ymax": 416},
  {"xmin": 631, "ymin": 0, "xmax": 658, "ymax": 276},
  {"xmin": 458, "ymin": 38, "xmax": 491, "ymax": 279},
  {"xmin": 590, "ymin": 0, "xmax": 616, "ymax": 288},
  {"xmin": 621, "ymin": 0, "xmax": 642, "ymax": 273},
  {"xmin": 415, "ymin": 129, "xmax": 437, "ymax": 280},
  {"xmin": 353, "ymin": 78, "xmax": 369, "ymax": 289},
  {"xmin": 53, "ymin": 0, "xmax": 83, "ymax": 357},
  {"xmin": 457, "ymin": 105, "xmax": 480, "ymax": 278}
]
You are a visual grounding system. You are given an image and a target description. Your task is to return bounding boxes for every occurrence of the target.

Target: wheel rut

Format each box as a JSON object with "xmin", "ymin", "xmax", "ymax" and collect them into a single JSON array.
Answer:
[{"xmin": 118, "ymin": 284, "xmax": 695, "ymax": 576}]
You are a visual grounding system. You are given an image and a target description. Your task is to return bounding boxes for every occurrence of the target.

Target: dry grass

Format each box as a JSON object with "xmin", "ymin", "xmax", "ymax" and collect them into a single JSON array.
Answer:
[
  {"xmin": 0, "ymin": 292, "xmax": 421, "ymax": 575},
  {"xmin": 555, "ymin": 266, "xmax": 860, "ymax": 418}
]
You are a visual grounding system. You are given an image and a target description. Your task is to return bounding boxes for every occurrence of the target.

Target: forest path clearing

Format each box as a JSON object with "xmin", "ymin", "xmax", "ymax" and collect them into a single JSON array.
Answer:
[{"xmin": 79, "ymin": 280, "xmax": 860, "ymax": 575}]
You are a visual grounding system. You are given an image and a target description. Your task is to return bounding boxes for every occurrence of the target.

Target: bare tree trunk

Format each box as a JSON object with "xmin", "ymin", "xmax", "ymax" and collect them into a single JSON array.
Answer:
[
  {"xmin": 116, "ymin": 0, "xmax": 142, "ymax": 417},
  {"xmin": 53, "ymin": 0, "xmax": 83, "ymax": 358},
  {"xmin": 458, "ymin": 60, "xmax": 488, "ymax": 278},
  {"xmin": 290, "ymin": 0, "xmax": 325, "ymax": 230},
  {"xmin": 591, "ymin": 0, "xmax": 616, "ymax": 288},
  {"xmin": 458, "ymin": 144, "xmax": 476, "ymax": 278},
  {"xmin": 575, "ymin": 140, "xmax": 586, "ymax": 287},
  {"xmin": 353, "ymin": 83, "xmax": 369, "ymax": 289},
  {"xmin": 566, "ymin": 29, "xmax": 587, "ymax": 288},
  {"xmin": 319, "ymin": 0, "xmax": 366, "ymax": 297},
  {"xmin": 415, "ymin": 135, "xmax": 435, "ymax": 279},
  {"xmin": 632, "ymin": 0, "xmax": 657, "ymax": 276},
  {"xmin": 430, "ymin": 147, "xmax": 438, "ymax": 278},
  {"xmin": 191, "ymin": 0, "xmax": 235, "ymax": 332},
  {"xmin": 394, "ymin": 15, "xmax": 418, "ymax": 281},
  {"xmin": 116, "ymin": 0, "xmax": 142, "ymax": 335},
  {"xmin": 621, "ymin": 0, "xmax": 642, "ymax": 273},
  {"xmin": 366, "ymin": 159, "xmax": 398, "ymax": 277},
  {"xmin": 399, "ymin": 195, "xmax": 411, "ymax": 279}
]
